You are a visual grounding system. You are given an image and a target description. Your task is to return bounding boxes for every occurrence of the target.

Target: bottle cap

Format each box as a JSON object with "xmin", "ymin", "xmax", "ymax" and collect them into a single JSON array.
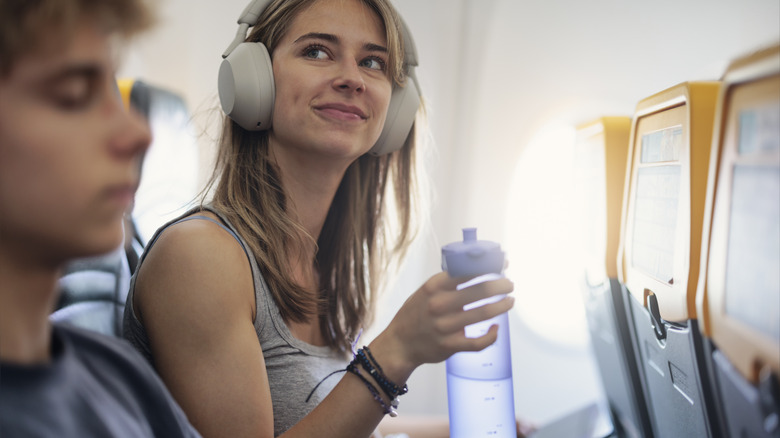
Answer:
[{"xmin": 441, "ymin": 228, "xmax": 504, "ymax": 277}]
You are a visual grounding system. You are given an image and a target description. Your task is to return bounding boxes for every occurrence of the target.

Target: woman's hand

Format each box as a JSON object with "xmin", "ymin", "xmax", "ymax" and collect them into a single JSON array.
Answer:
[
  {"xmin": 370, "ymin": 272, "xmax": 515, "ymax": 380},
  {"xmin": 517, "ymin": 417, "xmax": 537, "ymax": 437}
]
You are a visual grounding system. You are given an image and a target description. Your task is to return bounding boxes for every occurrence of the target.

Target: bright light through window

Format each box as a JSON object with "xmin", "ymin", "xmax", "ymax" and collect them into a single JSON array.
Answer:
[
  {"xmin": 133, "ymin": 91, "xmax": 199, "ymax": 244},
  {"xmin": 504, "ymin": 121, "xmax": 590, "ymax": 349}
]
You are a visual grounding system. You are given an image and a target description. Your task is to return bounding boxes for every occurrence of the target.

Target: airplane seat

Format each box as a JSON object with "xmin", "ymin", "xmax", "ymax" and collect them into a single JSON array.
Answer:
[
  {"xmin": 50, "ymin": 245, "xmax": 131, "ymax": 337},
  {"xmin": 697, "ymin": 43, "xmax": 780, "ymax": 438},
  {"xmin": 526, "ymin": 118, "xmax": 639, "ymax": 438},
  {"xmin": 51, "ymin": 79, "xmax": 198, "ymax": 337},
  {"xmin": 618, "ymin": 81, "xmax": 724, "ymax": 438},
  {"xmin": 574, "ymin": 117, "xmax": 653, "ymax": 438}
]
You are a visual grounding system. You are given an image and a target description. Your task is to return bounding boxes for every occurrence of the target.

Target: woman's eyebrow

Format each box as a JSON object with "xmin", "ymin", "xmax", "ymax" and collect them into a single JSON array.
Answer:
[
  {"xmin": 294, "ymin": 32, "xmax": 338, "ymax": 44},
  {"xmin": 364, "ymin": 42, "xmax": 387, "ymax": 54},
  {"xmin": 293, "ymin": 32, "xmax": 387, "ymax": 53}
]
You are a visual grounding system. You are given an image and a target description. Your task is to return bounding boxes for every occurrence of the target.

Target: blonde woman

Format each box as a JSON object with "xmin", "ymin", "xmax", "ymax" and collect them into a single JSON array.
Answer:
[{"xmin": 123, "ymin": 0, "xmax": 515, "ymax": 437}]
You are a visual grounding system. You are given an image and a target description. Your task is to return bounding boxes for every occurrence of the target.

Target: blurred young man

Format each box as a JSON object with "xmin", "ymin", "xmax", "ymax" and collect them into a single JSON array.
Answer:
[{"xmin": 0, "ymin": 1, "xmax": 199, "ymax": 436}]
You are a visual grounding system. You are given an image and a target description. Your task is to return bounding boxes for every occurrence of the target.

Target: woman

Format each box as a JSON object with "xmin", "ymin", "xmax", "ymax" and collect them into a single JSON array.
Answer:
[{"xmin": 123, "ymin": 0, "xmax": 515, "ymax": 437}]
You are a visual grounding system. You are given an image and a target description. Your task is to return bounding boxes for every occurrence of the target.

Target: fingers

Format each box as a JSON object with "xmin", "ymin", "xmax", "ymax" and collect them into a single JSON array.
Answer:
[
  {"xmin": 434, "ymin": 295, "xmax": 515, "ymax": 334},
  {"xmin": 425, "ymin": 271, "xmax": 510, "ymax": 292},
  {"xmin": 391, "ymin": 272, "xmax": 516, "ymax": 366},
  {"xmin": 423, "ymin": 271, "xmax": 470, "ymax": 291},
  {"xmin": 463, "ymin": 294, "xmax": 514, "ymax": 326},
  {"xmin": 454, "ymin": 277, "xmax": 514, "ymax": 307},
  {"xmin": 428, "ymin": 277, "xmax": 514, "ymax": 316},
  {"xmin": 449, "ymin": 324, "xmax": 500, "ymax": 352},
  {"xmin": 516, "ymin": 418, "xmax": 538, "ymax": 438}
]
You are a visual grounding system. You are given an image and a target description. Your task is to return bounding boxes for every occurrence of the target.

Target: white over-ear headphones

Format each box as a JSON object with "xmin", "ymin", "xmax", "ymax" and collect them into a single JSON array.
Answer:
[{"xmin": 218, "ymin": 0, "xmax": 421, "ymax": 156}]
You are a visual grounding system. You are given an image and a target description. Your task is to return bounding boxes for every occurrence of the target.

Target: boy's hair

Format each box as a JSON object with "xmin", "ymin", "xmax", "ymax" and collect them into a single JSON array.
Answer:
[{"xmin": 0, "ymin": 0, "xmax": 154, "ymax": 76}]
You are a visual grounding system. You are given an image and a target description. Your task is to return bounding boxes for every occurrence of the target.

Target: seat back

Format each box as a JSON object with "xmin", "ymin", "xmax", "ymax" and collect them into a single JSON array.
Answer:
[
  {"xmin": 618, "ymin": 81, "xmax": 724, "ymax": 438},
  {"xmin": 51, "ymin": 245, "xmax": 131, "ymax": 336},
  {"xmin": 697, "ymin": 43, "xmax": 780, "ymax": 438},
  {"xmin": 575, "ymin": 117, "xmax": 653, "ymax": 438}
]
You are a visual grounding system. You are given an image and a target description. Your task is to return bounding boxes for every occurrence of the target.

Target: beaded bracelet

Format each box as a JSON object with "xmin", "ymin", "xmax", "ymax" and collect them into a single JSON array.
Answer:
[
  {"xmin": 356, "ymin": 347, "xmax": 408, "ymax": 404},
  {"xmin": 304, "ymin": 344, "xmax": 408, "ymax": 418},
  {"xmin": 354, "ymin": 351, "xmax": 399, "ymax": 409},
  {"xmin": 362, "ymin": 346, "xmax": 408, "ymax": 398},
  {"xmin": 347, "ymin": 361, "xmax": 398, "ymax": 417}
]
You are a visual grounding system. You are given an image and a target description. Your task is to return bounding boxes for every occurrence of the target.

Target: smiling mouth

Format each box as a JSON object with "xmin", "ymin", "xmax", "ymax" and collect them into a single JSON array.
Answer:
[{"xmin": 314, "ymin": 104, "xmax": 367, "ymax": 122}]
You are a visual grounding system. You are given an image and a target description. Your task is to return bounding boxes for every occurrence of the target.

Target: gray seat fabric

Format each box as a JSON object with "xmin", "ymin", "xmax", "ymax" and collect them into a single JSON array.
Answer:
[{"xmin": 51, "ymin": 245, "xmax": 132, "ymax": 337}]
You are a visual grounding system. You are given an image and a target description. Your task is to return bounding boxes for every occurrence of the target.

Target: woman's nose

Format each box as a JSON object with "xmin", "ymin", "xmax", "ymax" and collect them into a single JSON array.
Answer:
[{"xmin": 332, "ymin": 58, "xmax": 366, "ymax": 93}]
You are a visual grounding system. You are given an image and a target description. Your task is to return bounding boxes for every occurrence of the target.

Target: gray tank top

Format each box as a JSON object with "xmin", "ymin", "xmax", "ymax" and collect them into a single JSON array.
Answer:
[{"xmin": 123, "ymin": 206, "xmax": 348, "ymax": 436}]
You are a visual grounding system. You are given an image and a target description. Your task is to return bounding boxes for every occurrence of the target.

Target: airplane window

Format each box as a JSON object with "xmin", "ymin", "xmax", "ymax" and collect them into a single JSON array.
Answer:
[{"xmin": 504, "ymin": 121, "xmax": 590, "ymax": 349}]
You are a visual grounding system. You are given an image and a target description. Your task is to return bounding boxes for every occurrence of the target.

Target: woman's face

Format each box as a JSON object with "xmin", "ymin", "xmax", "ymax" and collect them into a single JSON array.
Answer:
[
  {"xmin": 269, "ymin": 0, "xmax": 393, "ymax": 161},
  {"xmin": 0, "ymin": 22, "xmax": 151, "ymax": 263}
]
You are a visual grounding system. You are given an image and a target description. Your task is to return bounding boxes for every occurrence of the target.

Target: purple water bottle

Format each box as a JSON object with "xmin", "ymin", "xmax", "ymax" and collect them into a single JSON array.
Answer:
[{"xmin": 443, "ymin": 228, "xmax": 516, "ymax": 438}]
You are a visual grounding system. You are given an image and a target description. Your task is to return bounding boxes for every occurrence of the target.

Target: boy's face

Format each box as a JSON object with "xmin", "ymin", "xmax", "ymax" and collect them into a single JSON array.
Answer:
[{"xmin": 0, "ymin": 21, "xmax": 151, "ymax": 264}]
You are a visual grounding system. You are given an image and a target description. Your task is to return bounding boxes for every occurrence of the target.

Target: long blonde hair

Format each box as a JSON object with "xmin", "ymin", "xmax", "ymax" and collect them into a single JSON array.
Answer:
[{"xmin": 204, "ymin": 0, "xmax": 422, "ymax": 354}]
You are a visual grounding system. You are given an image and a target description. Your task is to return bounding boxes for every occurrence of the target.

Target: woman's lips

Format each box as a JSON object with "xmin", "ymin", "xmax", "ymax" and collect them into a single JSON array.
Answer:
[{"xmin": 315, "ymin": 103, "xmax": 367, "ymax": 121}]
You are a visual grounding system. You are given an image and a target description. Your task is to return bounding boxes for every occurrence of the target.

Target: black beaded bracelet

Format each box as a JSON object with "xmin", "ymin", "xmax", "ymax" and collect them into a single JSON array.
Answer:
[
  {"xmin": 357, "ymin": 347, "xmax": 408, "ymax": 400},
  {"xmin": 362, "ymin": 346, "xmax": 408, "ymax": 398},
  {"xmin": 304, "ymin": 346, "xmax": 407, "ymax": 418},
  {"xmin": 347, "ymin": 361, "xmax": 397, "ymax": 417}
]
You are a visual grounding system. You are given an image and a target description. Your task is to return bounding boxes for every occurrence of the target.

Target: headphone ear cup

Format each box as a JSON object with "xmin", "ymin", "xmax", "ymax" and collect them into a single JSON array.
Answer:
[
  {"xmin": 218, "ymin": 42, "xmax": 275, "ymax": 131},
  {"xmin": 369, "ymin": 71, "xmax": 421, "ymax": 156}
]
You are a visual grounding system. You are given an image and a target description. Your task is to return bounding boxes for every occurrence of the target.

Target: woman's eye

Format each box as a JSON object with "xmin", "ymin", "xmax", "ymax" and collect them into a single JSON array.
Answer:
[
  {"xmin": 360, "ymin": 57, "xmax": 386, "ymax": 71},
  {"xmin": 303, "ymin": 46, "xmax": 329, "ymax": 60}
]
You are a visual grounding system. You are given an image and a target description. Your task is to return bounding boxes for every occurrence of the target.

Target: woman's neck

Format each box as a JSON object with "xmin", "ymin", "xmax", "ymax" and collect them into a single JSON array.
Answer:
[
  {"xmin": 268, "ymin": 142, "xmax": 353, "ymax": 243},
  {"xmin": 0, "ymin": 249, "xmax": 61, "ymax": 364}
]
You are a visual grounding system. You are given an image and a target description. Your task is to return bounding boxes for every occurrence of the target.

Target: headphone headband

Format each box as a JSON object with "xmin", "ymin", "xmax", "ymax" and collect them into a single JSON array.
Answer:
[{"xmin": 222, "ymin": 0, "xmax": 269, "ymax": 58}]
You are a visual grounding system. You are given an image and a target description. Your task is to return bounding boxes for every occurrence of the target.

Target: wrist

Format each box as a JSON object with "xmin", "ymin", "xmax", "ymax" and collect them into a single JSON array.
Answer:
[{"xmin": 367, "ymin": 332, "xmax": 417, "ymax": 385}]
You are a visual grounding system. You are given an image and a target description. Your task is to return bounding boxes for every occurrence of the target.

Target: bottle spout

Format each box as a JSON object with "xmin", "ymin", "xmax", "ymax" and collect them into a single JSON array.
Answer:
[{"xmin": 462, "ymin": 227, "xmax": 477, "ymax": 242}]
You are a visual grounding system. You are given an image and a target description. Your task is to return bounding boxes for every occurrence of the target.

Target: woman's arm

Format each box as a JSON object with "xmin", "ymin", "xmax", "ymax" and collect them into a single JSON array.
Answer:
[
  {"xmin": 379, "ymin": 415, "xmax": 449, "ymax": 438},
  {"xmin": 288, "ymin": 273, "xmax": 514, "ymax": 437},
  {"xmin": 134, "ymin": 217, "xmax": 274, "ymax": 437},
  {"xmin": 135, "ymin": 217, "xmax": 514, "ymax": 438}
]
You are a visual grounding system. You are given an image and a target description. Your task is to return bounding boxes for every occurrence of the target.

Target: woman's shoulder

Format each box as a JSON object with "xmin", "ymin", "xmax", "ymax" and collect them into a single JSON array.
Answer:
[
  {"xmin": 151, "ymin": 210, "xmax": 245, "ymax": 267},
  {"xmin": 134, "ymin": 209, "xmax": 255, "ymax": 318}
]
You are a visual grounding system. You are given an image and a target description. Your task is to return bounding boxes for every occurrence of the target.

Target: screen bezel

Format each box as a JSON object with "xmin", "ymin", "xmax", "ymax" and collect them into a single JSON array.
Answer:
[
  {"xmin": 705, "ymin": 73, "xmax": 780, "ymax": 382},
  {"xmin": 623, "ymin": 102, "xmax": 692, "ymax": 323},
  {"xmin": 620, "ymin": 82, "xmax": 719, "ymax": 324}
]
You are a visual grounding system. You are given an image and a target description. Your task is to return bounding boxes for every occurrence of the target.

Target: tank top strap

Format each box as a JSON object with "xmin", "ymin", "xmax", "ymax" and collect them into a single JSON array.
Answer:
[
  {"xmin": 174, "ymin": 215, "xmax": 244, "ymax": 248},
  {"xmin": 144, "ymin": 213, "xmax": 249, "ymax": 260}
]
